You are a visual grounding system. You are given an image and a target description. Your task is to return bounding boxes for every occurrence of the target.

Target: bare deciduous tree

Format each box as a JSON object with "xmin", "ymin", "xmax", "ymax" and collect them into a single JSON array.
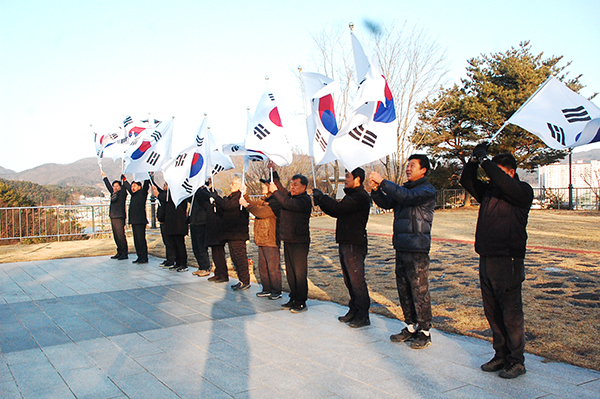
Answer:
[{"xmin": 306, "ymin": 21, "xmax": 449, "ymax": 187}]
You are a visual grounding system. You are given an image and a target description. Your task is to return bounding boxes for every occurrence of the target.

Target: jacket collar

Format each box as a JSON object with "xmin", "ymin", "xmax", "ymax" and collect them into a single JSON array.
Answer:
[{"xmin": 403, "ymin": 176, "xmax": 428, "ymax": 189}]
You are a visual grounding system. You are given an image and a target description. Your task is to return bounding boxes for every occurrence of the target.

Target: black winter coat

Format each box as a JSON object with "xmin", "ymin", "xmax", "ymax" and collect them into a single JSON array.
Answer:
[
  {"xmin": 126, "ymin": 180, "xmax": 149, "ymax": 225},
  {"xmin": 103, "ymin": 177, "xmax": 128, "ymax": 219},
  {"xmin": 157, "ymin": 188, "xmax": 189, "ymax": 236},
  {"xmin": 271, "ymin": 179, "xmax": 312, "ymax": 243},
  {"xmin": 211, "ymin": 190, "xmax": 249, "ymax": 241},
  {"xmin": 460, "ymin": 160, "xmax": 533, "ymax": 258},
  {"xmin": 200, "ymin": 188, "xmax": 224, "ymax": 246},
  {"xmin": 371, "ymin": 177, "xmax": 436, "ymax": 253},
  {"xmin": 317, "ymin": 186, "xmax": 371, "ymax": 247}
]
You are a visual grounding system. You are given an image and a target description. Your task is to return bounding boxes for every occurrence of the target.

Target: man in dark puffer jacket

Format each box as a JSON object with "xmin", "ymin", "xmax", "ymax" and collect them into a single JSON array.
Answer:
[
  {"xmin": 313, "ymin": 167, "xmax": 372, "ymax": 328},
  {"xmin": 370, "ymin": 154, "xmax": 436, "ymax": 350},
  {"xmin": 460, "ymin": 145, "xmax": 533, "ymax": 379}
]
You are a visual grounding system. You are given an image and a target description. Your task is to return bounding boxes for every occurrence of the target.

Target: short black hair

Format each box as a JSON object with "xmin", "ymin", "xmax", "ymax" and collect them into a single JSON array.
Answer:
[
  {"xmin": 491, "ymin": 153, "xmax": 517, "ymax": 170},
  {"xmin": 349, "ymin": 167, "xmax": 365, "ymax": 184},
  {"xmin": 408, "ymin": 154, "xmax": 430, "ymax": 175},
  {"xmin": 112, "ymin": 180, "xmax": 122, "ymax": 187},
  {"xmin": 292, "ymin": 174, "xmax": 308, "ymax": 186}
]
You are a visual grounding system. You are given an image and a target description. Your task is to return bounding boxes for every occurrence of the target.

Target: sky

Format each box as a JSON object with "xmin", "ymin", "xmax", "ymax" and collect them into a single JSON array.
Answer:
[{"xmin": 1, "ymin": 0, "xmax": 599, "ymax": 172}]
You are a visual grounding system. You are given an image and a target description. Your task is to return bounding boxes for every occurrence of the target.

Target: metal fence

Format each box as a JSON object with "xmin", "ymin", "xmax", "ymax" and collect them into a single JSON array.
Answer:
[{"xmin": 1, "ymin": 188, "xmax": 598, "ymax": 243}]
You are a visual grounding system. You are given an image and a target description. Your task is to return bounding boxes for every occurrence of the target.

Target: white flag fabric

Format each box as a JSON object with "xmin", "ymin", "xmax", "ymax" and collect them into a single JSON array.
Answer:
[
  {"xmin": 301, "ymin": 72, "xmax": 339, "ymax": 165},
  {"xmin": 331, "ymin": 32, "xmax": 397, "ymax": 172},
  {"xmin": 209, "ymin": 148, "xmax": 235, "ymax": 176},
  {"xmin": 123, "ymin": 118, "xmax": 173, "ymax": 174},
  {"xmin": 245, "ymin": 82, "xmax": 293, "ymax": 167},
  {"xmin": 162, "ymin": 118, "xmax": 211, "ymax": 207},
  {"xmin": 94, "ymin": 130, "xmax": 128, "ymax": 161},
  {"xmin": 506, "ymin": 76, "xmax": 600, "ymax": 149}
]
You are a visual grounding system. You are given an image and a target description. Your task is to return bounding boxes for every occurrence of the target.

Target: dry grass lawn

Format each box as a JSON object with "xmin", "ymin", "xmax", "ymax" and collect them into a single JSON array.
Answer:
[{"xmin": 1, "ymin": 208, "xmax": 599, "ymax": 371}]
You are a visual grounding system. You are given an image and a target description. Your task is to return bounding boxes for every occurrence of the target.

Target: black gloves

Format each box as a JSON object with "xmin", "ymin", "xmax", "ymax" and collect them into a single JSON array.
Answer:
[
  {"xmin": 472, "ymin": 142, "xmax": 489, "ymax": 164},
  {"xmin": 312, "ymin": 188, "xmax": 324, "ymax": 205}
]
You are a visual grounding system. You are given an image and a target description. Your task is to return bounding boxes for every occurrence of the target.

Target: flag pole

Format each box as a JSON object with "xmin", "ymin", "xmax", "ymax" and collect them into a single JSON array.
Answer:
[
  {"xmin": 298, "ymin": 66, "xmax": 318, "ymax": 189},
  {"xmin": 489, "ymin": 75, "xmax": 555, "ymax": 142}
]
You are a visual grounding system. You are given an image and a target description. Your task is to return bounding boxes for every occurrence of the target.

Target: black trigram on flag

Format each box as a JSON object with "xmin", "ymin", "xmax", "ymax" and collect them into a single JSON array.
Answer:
[
  {"xmin": 212, "ymin": 164, "xmax": 226, "ymax": 175},
  {"xmin": 182, "ymin": 178, "xmax": 193, "ymax": 194},
  {"xmin": 546, "ymin": 123, "xmax": 566, "ymax": 146},
  {"xmin": 196, "ymin": 136, "xmax": 204, "ymax": 147},
  {"xmin": 174, "ymin": 153, "xmax": 187, "ymax": 167},
  {"xmin": 253, "ymin": 124, "xmax": 271, "ymax": 140},
  {"xmin": 348, "ymin": 125, "xmax": 377, "ymax": 148},
  {"xmin": 151, "ymin": 130, "xmax": 162, "ymax": 141},
  {"xmin": 247, "ymin": 154, "xmax": 264, "ymax": 162},
  {"xmin": 268, "ymin": 93, "xmax": 275, "ymax": 102},
  {"xmin": 562, "ymin": 106, "xmax": 591, "ymax": 123},
  {"xmin": 123, "ymin": 116, "xmax": 132, "ymax": 127},
  {"xmin": 147, "ymin": 152, "xmax": 160, "ymax": 166},
  {"xmin": 230, "ymin": 145, "xmax": 240, "ymax": 153},
  {"xmin": 315, "ymin": 129, "xmax": 327, "ymax": 152}
]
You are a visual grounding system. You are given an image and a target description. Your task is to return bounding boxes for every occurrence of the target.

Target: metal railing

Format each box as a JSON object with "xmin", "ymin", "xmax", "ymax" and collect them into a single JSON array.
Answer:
[{"xmin": 1, "ymin": 188, "xmax": 598, "ymax": 243}]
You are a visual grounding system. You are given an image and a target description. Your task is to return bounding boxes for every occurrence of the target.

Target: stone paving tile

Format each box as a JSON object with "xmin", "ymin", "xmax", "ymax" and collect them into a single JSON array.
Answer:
[
  {"xmin": 2, "ymin": 257, "xmax": 599, "ymax": 399},
  {"xmin": 59, "ymin": 366, "xmax": 124, "ymax": 398}
]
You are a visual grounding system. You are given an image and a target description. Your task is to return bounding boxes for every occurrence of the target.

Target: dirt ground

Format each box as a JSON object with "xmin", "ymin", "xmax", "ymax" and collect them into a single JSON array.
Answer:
[{"xmin": 2, "ymin": 208, "xmax": 599, "ymax": 371}]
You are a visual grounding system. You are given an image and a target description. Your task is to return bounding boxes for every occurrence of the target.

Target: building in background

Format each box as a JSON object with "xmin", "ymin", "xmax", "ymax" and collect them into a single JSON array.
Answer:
[{"xmin": 538, "ymin": 160, "xmax": 600, "ymax": 189}]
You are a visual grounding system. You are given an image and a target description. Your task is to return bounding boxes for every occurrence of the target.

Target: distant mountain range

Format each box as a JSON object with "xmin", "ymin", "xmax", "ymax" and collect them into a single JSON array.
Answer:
[
  {"xmin": 1, "ymin": 149, "xmax": 599, "ymax": 190},
  {"xmin": 0, "ymin": 158, "xmax": 124, "ymax": 192}
]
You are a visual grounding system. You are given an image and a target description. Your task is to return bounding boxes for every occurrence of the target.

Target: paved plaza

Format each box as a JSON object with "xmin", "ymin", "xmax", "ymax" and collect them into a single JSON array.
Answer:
[{"xmin": 0, "ymin": 255, "xmax": 599, "ymax": 398}]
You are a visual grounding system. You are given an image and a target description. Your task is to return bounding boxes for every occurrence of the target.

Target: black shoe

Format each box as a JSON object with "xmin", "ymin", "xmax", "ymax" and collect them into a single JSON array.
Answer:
[
  {"xmin": 281, "ymin": 300, "xmax": 295, "ymax": 309},
  {"xmin": 348, "ymin": 318, "xmax": 370, "ymax": 328},
  {"xmin": 160, "ymin": 263, "xmax": 171, "ymax": 269},
  {"xmin": 390, "ymin": 327, "xmax": 417, "ymax": 343},
  {"xmin": 338, "ymin": 311, "xmax": 356, "ymax": 323},
  {"xmin": 256, "ymin": 291, "xmax": 271, "ymax": 297},
  {"xmin": 176, "ymin": 266, "xmax": 189, "ymax": 272},
  {"xmin": 208, "ymin": 275, "xmax": 228, "ymax": 282},
  {"xmin": 111, "ymin": 254, "xmax": 120, "ymax": 259},
  {"xmin": 268, "ymin": 293, "xmax": 282, "ymax": 300},
  {"xmin": 411, "ymin": 331, "xmax": 431, "ymax": 349},
  {"xmin": 232, "ymin": 282, "xmax": 250, "ymax": 291},
  {"xmin": 499, "ymin": 363, "xmax": 526, "ymax": 379},
  {"xmin": 481, "ymin": 356, "xmax": 505, "ymax": 372},
  {"xmin": 137, "ymin": 259, "xmax": 148, "ymax": 264},
  {"xmin": 160, "ymin": 260, "xmax": 168, "ymax": 265},
  {"xmin": 117, "ymin": 255, "xmax": 129, "ymax": 260},
  {"xmin": 169, "ymin": 265, "xmax": 179, "ymax": 271},
  {"xmin": 132, "ymin": 259, "xmax": 140, "ymax": 264},
  {"xmin": 290, "ymin": 303, "xmax": 307, "ymax": 313}
]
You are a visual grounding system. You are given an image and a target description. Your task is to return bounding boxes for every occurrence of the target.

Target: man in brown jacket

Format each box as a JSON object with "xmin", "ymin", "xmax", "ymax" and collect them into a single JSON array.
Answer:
[{"xmin": 240, "ymin": 179, "xmax": 282, "ymax": 299}]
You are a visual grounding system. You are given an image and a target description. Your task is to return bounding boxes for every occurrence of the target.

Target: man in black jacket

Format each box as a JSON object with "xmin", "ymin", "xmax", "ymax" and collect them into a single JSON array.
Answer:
[
  {"xmin": 210, "ymin": 174, "xmax": 251, "ymax": 291},
  {"xmin": 125, "ymin": 179, "xmax": 150, "ymax": 264},
  {"xmin": 190, "ymin": 187, "xmax": 211, "ymax": 277},
  {"xmin": 313, "ymin": 167, "xmax": 372, "ymax": 328},
  {"xmin": 269, "ymin": 172, "xmax": 312, "ymax": 313},
  {"xmin": 152, "ymin": 183, "xmax": 189, "ymax": 272},
  {"xmin": 370, "ymin": 154, "xmax": 436, "ymax": 349},
  {"xmin": 460, "ymin": 145, "xmax": 533, "ymax": 379},
  {"xmin": 101, "ymin": 171, "xmax": 128, "ymax": 260}
]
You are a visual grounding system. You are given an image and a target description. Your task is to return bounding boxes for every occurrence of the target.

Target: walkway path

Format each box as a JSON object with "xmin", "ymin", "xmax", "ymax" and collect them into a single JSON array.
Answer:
[{"xmin": 1, "ymin": 256, "xmax": 599, "ymax": 398}]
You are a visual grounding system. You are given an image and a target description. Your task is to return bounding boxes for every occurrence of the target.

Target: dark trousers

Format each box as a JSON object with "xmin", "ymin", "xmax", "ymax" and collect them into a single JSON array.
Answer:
[
  {"xmin": 111, "ymin": 217, "xmax": 128, "ymax": 256},
  {"xmin": 395, "ymin": 251, "xmax": 432, "ymax": 331},
  {"xmin": 227, "ymin": 240, "xmax": 249, "ymax": 285},
  {"xmin": 160, "ymin": 224, "xmax": 175, "ymax": 263},
  {"xmin": 284, "ymin": 242, "xmax": 309, "ymax": 304},
  {"xmin": 257, "ymin": 246, "xmax": 281, "ymax": 294},
  {"xmin": 190, "ymin": 224, "xmax": 210, "ymax": 270},
  {"xmin": 210, "ymin": 245, "xmax": 228, "ymax": 280},
  {"xmin": 131, "ymin": 224, "xmax": 148, "ymax": 262},
  {"xmin": 340, "ymin": 244, "xmax": 370, "ymax": 319},
  {"xmin": 480, "ymin": 256, "xmax": 526, "ymax": 365},
  {"xmin": 165, "ymin": 234, "xmax": 187, "ymax": 267}
]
